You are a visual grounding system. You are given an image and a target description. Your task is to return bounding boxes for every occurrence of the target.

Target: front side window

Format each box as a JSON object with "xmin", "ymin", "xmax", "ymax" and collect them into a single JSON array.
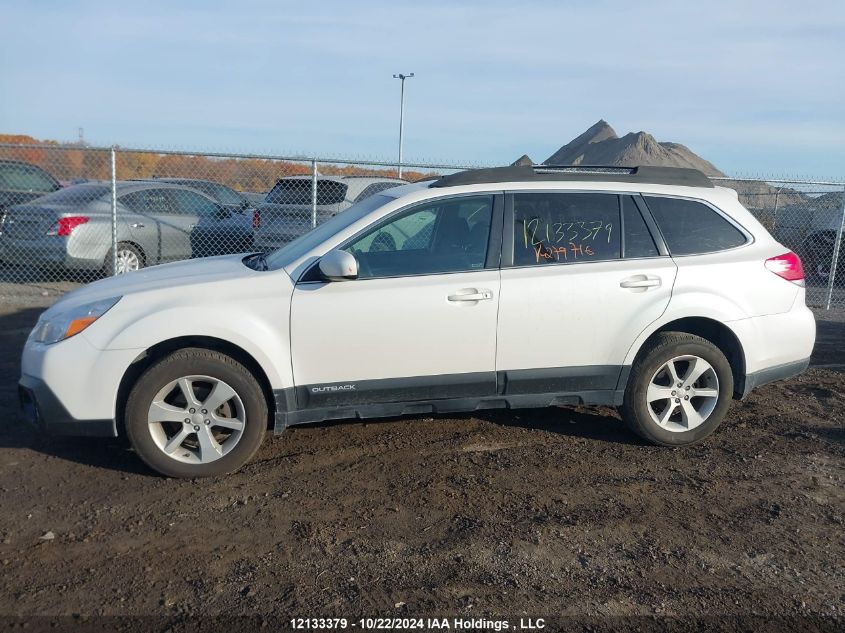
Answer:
[
  {"xmin": 346, "ymin": 195, "xmax": 494, "ymax": 279},
  {"xmin": 644, "ymin": 196, "xmax": 747, "ymax": 255},
  {"xmin": 167, "ymin": 189, "xmax": 221, "ymax": 216},
  {"xmin": 513, "ymin": 193, "xmax": 620, "ymax": 266},
  {"xmin": 211, "ymin": 184, "xmax": 246, "ymax": 206}
]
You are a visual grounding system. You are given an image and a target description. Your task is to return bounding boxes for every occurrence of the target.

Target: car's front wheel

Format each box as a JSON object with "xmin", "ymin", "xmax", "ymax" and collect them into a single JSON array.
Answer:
[
  {"xmin": 622, "ymin": 332, "xmax": 733, "ymax": 446},
  {"xmin": 125, "ymin": 348, "xmax": 268, "ymax": 478}
]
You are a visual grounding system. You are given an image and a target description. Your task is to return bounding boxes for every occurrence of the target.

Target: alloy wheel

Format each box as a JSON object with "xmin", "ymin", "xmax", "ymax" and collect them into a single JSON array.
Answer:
[
  {"xmin": 115, "ymin": 248, "xmax": 141, "ymax": 274},
  {"xmin": 646, "ymin": 355, "xmax": 720, "ymax": 433},
  {"xmin": 146, "ymin": 375, "xmax": 246, "ymax": 464}
]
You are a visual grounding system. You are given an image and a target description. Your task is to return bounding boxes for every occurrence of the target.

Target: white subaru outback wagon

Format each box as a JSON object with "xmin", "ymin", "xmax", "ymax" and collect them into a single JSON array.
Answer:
[{"xmin": 19, "ymin": 166, "xmax": 816, "ymax": 478}]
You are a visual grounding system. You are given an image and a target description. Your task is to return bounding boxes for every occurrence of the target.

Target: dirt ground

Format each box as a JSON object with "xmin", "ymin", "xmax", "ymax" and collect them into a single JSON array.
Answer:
[{"xmin": 0, "ymin": 301, "xmax": 842, "ymax": 631}]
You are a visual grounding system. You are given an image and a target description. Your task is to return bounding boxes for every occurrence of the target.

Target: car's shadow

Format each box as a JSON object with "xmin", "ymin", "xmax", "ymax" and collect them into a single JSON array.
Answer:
[
  {"xmin": 811, "ymin": 318, "xmax": 845, "ymax": 371},
  {"xmin": 295, "ymin": 404, "xmax": 644, "ymax": 446}
]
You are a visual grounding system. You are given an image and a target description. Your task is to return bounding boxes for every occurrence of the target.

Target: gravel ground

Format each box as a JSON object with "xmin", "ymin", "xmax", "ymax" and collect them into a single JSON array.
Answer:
[{"xmin": 0, "ymin": 300, "xmax": 842, "ymax": 631}]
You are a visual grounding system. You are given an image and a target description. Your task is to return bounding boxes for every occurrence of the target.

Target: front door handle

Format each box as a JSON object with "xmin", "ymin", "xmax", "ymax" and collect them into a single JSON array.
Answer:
[
  {"xmin": 620, "ymin": 275, "xmax": 662, "ymax": 290},
  {"xmin": 448, "ymin": 288, "xmax": 494, "ymax": 302},
  {"xmin": 130, "ymin": 222, "xmax": 145, "ymax": 228}
]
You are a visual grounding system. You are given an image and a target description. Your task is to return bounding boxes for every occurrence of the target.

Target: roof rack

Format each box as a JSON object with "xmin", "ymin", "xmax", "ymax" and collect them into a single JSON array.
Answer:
[{"xmin": 431, "ymin": 165, "xmax": 714, "ymax": 189}]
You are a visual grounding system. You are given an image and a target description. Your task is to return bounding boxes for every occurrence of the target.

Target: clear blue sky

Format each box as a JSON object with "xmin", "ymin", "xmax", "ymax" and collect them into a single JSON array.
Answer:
[{"xmin": 1, "ymin": 0, "xmax": 843, "ymax": 178}]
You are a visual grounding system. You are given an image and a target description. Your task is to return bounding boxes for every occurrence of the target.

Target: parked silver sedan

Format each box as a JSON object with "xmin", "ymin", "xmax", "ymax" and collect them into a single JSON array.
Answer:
[{"xmin": 0, "ymin": 181, "xmax": 254, "ymax": 274}]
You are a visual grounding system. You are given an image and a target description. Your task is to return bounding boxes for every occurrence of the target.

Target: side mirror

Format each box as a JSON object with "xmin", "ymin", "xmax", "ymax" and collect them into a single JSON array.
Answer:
[{"xmin": 318, "ymin": 249, "xmax": 358, "ymax": 281}]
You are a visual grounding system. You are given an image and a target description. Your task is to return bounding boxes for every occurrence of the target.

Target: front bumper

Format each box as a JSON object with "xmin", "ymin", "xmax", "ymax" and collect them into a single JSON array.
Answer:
[
  {"xmin": 20, "ymin": 332, "xmax": 143, "ymax": 437},
  {"xmin": 19, "ymin": 374, "xmax": 116, "ymax": 437}
]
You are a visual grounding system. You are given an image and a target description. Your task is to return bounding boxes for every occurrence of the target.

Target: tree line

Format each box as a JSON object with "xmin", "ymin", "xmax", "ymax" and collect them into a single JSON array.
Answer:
[{"xmin": 0, "ymin": 134, "xmax": 435, "ymax": 192}]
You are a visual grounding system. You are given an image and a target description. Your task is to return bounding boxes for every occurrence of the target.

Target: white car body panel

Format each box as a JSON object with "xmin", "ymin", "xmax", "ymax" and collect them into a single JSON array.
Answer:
[
  {"xmin": 497, "ymin": 257, "xmax": 677, "ymax": 370},
  {"xmin": 290, "ymin": 270, "xmax": 500, "ymax": 384}
]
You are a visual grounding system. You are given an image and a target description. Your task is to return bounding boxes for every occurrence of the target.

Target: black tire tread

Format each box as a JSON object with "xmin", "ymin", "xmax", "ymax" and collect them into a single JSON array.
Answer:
[
  {"xmin": 622, "ymin": 331, "xmax": 733, "ymax": 447},
  {"xmin": 125, "ymin": 347, "xmax": 268, "ymax": 478}
]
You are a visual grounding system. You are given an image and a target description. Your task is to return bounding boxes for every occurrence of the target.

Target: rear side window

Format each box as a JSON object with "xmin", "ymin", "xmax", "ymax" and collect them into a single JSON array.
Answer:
[
  {"xmin": 266, "ymin": 179, "xmax": 348, "ymax": 205},
  {"xmin": 513, "ymin": 193, "xmax": 620, "ymax": 266},
  {"xmin": 622, "ymin": 196, "xmax": 659, "ymax": 258},
  {"xmin": 120, "ymin": 189, "xmax": 172, "ymax": 215},
  {"xmin": 644, "ymin": 196, "xmax": 747, "ymax": 255}
]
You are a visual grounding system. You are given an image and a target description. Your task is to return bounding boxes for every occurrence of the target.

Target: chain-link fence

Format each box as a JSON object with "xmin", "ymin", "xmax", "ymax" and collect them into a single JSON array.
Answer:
[
  {"xmin": 0, "ymin": 143, "xmax": 470, "ymax": 303},
  {"xmin": 1, "ymin": 142, "xmax": 843, "ymax": 308},
  {"xmin": 712, "ymin": 177, "xmax": 845, "ymax": 309}
]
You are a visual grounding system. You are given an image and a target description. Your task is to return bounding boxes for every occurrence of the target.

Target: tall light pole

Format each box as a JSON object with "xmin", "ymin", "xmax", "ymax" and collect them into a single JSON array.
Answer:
[{"xmin": 393, "ymin": 72, "xmax": 414, "ymax": 178}]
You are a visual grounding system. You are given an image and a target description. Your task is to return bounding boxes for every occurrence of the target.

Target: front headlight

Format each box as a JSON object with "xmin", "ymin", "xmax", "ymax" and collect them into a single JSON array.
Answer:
[{"xmin": 30, "ymin": 296, "xmax": 122, "ymax": 345}]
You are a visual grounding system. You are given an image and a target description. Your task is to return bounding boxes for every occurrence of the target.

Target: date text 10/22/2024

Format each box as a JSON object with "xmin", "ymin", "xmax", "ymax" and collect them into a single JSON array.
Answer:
[{"xmin": 290, "ymin": 617, "xmax": 546, "ymax": 630}]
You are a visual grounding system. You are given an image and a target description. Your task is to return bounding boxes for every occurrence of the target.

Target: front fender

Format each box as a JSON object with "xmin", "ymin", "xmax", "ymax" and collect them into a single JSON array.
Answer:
[{"xmin": 83, "ymin": 297, "xmax": 293, "ymax": 390}]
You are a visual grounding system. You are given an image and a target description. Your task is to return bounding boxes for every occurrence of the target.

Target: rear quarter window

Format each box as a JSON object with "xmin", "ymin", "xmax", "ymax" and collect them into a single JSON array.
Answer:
[{"xmin": 644, "ymin": 196, "xmax": 747, "ymax": 255}]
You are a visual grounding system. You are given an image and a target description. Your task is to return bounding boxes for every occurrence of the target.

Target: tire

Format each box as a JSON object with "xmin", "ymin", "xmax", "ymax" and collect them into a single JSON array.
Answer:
[
  {"xmin": 104, "ymin": 242, "xmax": 145, "ymax": 276},
  {"xmin": 125, "ymin": 348, "xmax": 268, "ymax": 478},
  {"xmin": 622, "ymin": 332, "xmax": 733, "ymax": 446}
]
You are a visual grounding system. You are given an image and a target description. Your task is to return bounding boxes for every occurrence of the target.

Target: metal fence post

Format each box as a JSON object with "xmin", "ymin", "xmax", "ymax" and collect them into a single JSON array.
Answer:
[
  {"xmin": 824, "ymin": 186, "xmax": 845, "ymax": 310},
  {"xmin": 110, "ymin": 146, "xmax": 118, "ymax": 276},
  {"xmin": 310, "ymin": 159, "xmax": 318, "ymax": 228},
  {"xmin": 772, "ymin": 186, "xmax": 783, "ymax": 231}
]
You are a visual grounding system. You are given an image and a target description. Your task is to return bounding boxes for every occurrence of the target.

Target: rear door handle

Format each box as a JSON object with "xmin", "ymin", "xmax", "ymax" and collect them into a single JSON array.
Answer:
[
  {"xmin": 448, "ymin": 288, "xmax": 494, "ymax": 302},
  {"xmin": 620, "ymin": 275, "xmax": 662, "ymax": 289},
  {"xmin": 130, "ymin": 222, "xmax": 145, "ymax": 228}
]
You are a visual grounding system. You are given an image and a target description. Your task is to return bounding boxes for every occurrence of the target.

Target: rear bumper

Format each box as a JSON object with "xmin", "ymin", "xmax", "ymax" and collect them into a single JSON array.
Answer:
[
  {"xmin": 0, "ymin": 237, "xmax": 102, "ymax": 270},
  {"xmin": 18, "ymin": 374, "xmax": 116, "ymax": 437},
  {"xmin": 739, "ymin": 357, "xmax": 811, "ymax": 399}
]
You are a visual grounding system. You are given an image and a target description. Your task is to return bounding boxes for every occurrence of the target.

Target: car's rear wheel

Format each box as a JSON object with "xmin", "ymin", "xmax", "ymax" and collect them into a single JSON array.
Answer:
[
  {"xmin": 125, "ymin": 348, "xmax": 268, "ymax": 478},
  {"xmin": 104, "ymin": 242, "xmax": 145, "ymax": 275},
  {"xmin": 622, "ymin": 332, "xmax": 733, "ymax": 446}
]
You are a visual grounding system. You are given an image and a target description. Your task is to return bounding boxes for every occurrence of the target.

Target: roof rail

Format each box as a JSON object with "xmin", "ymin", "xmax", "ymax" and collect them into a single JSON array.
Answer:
[{"xmin": 431, "ymin": 165, "xmax": 714, "ymax": 189}]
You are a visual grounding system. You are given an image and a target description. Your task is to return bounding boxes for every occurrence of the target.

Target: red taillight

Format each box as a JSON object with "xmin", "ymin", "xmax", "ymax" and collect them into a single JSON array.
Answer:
[
  {"xmin": 47, "ymin": 216, "xmax": 89, "ymax": 237},
  {"xmin": 765, "ymin": 252, "xmax": 805, "ymax": 285},
  {"xmin": 252, "ymin": 209, "xmax": 261, "ymax": 229}
]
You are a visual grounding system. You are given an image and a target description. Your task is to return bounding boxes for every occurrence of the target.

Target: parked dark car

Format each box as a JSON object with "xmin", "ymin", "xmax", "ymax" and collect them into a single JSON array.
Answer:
[
  {"xmin": 0, "ymin": 181, "xmax": 254, "ymax": 274},
  {"xmin": 151, "ymin": 178, "xmax": 253, "ymax": 214},
  {"xmin": 0, "ymin": 160, "xmax": 61, "ymax": 215}
]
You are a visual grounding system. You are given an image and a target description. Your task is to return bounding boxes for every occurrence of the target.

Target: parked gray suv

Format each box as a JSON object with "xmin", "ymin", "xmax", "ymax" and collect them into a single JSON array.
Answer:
[{"xmin": 0, "ymin": 181, "xmax": 254, "ymax": 275}]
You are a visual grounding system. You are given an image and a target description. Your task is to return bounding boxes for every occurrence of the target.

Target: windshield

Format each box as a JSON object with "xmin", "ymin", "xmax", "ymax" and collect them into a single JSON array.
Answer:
[{"xmin": 264, "ymin": 194, "xmax": 393, "ymax": 270}]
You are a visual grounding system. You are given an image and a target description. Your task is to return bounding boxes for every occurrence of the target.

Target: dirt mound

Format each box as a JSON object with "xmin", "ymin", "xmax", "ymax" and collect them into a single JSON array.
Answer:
[
  {"xmin": 541, "ymin": 120, "xmax": 724, "ymax": 176},
  {"xmin": 510, "ymin": 154, "xmax": 534, "ymax": 167}
]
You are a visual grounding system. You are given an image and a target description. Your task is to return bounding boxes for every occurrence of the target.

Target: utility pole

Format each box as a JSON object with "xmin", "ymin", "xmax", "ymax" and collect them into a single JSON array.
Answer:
[{"xmin": 392, "ymin": 73, "xmax": 414, "ymax": 178}]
